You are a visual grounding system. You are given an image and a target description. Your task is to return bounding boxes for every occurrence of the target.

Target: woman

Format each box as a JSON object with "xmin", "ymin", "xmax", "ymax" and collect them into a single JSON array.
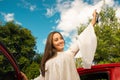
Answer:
[{"xmin": 36, "ymin": 10, "xmax": 98, "ymax": 80}]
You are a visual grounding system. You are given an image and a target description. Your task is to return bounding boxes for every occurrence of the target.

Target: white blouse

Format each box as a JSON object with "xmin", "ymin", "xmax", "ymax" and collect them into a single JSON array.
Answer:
[{"xmin": 34, "ymin": 23, "xmax": 97, "ymax": 80}]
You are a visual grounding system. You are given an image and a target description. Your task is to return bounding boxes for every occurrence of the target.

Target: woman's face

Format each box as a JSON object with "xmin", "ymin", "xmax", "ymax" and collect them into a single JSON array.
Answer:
[{"xmin": 52, "ymin": 33, "xmax": 64, "ymax": 52}]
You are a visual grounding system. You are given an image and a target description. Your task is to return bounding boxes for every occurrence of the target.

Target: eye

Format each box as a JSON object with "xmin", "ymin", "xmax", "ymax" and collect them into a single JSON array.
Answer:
[
  {"xmin": 53, "ymin": 38, "xmax": 58, "ymax": 42},
  {"xmin": 60, "ymin": 37, "xmax": 63, "ymax": 40}
]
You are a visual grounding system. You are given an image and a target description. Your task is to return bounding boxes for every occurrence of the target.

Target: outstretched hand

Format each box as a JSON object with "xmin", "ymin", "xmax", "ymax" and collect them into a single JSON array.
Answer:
[
  {"xmin": 91, "ymin": 9, "xmax": 98, "ymax": 26},
  {"xmin": 92, "ymin": 9, "xmax": 98, "ymax": 18}
]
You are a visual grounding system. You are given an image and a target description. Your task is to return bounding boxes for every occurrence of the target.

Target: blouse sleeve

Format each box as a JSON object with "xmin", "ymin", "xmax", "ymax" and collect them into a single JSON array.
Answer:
[
  {"xmin": 69, "ymin": 23, "xmax": 97, "ymax": 69},
  {"xmin": 33, "ymin": 74, "xmax": 45, "ymax": 80}
]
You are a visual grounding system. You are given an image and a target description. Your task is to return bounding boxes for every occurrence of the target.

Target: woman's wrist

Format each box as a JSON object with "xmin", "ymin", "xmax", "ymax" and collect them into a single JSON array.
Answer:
[{"xmin": 91, "ymin": 16, "xmax": 96, "ymax": 26}]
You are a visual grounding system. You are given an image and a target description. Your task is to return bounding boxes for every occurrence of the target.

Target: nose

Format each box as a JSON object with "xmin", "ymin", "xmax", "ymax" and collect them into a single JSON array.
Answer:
[{"xmin": 59, "ymin": 39, "xmax": 64, "ymax": 44}]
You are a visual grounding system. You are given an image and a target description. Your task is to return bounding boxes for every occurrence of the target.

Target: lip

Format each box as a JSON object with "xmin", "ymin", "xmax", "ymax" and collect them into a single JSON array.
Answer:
[{"xmin": 58, "ymin": 43, "xmax": 64, "ymax": 47}]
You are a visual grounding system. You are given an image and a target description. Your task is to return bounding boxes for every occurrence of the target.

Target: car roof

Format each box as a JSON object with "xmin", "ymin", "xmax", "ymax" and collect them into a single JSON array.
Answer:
[{"xmin": 77, "ymin": 63, "xmax": 120, "ymax": 74}]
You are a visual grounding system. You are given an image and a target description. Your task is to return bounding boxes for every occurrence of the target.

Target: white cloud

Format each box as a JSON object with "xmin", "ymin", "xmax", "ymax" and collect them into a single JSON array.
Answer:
[
  {"xmin": 53, "ymin": 0, "xmax": 120, "ymax": 37},
  {"xmin": 56, "ymin": 0, "xmax": 101, "ymax": 34},
  {"xmin": 16, "ymin": 21, "xmax": 22, "ymax": 25},
  {"xmin": 18, "ymin": 0, "xmax": 37, "ymax": 11},
  {"xmin": 46, "ymin": 8, "xmax": 55, "ymax": 17},
  {"xmin": 116, "ymin": 8, "xmax": 120, "ymax": 17},
  {"xmin": 114, "ymin": 1, "xmax": 120, "ymax": 22},
  {"xmin": 115, "ymin": 8, "xmax": 120, "ymax": 23},
  {"xmin": 55, "ymin": 19, "xmax": 60, "ymax": 24},
  {"xmin": 0, "ymin": 12, "xmax": 22, "ymax": 25},
  {"xmin": 3, "ymin": 13, "xmax": 14, "ymax": 22},
  {"xmin": 43, "ymin": 38, "xmax": 46, "ymax": 45},
  {"xmin": 30, "ymin": 5, "xmax": 36, "ymax": 11},
  {"xmin": 105, "ymin": 0, "xmax": 114, "ymax": 6},
  {"xmin": 56, "ymin": 0, "xmax": 72, "ymax": 13}
]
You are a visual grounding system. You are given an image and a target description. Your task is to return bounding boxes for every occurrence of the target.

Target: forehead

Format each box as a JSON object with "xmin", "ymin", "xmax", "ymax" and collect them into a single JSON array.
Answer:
[{"xmin": 53, "ymin": 33, "xmax": 61, "ymax": 38}]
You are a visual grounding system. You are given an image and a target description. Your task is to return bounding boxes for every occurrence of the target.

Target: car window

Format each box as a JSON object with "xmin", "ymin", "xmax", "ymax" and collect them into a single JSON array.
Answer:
[
  {"xmin": 0, "ymin": 52, "xmax": 17, "ymax": 80},
  {"xmin": 80, "ymin": 71, "xmax": 109, "ymax": 80}
]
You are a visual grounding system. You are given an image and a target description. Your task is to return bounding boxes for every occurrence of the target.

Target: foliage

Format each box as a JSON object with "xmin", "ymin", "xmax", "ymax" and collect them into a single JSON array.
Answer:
[
  {"xmin": 25, "ymin": 62, "xmax": 40, "ymax": 80},
  {"xmin": 94, "ymin": 6, "xmax": 120, "ymax": 64},
  {"xmin": 0, "ymin": 21, "xmax": 41, "ymax": 79},
  {"xmin": 76, "ymin": 6, "xmax": 120, "ymax": 67},
  {"xmin": 75, "ymin": 58, "xmax": 82, "ymax": 68}
]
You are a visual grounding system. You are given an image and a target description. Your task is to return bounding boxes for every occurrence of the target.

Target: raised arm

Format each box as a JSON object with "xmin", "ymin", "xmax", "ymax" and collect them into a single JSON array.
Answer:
[
  {"xmin": 91, "ymin": 9, "xmax": 98, "ymax": 26},
  {"xmin": 69, "ymin": 9, "xmax": 98, "ymax": 56},
  {"xmin": 69, "ymin": 10, "xmax": 98, "ymax": 68},
  {"xmin": 76, "ymin": 9, "xmax": 98, "ymax": 68}
]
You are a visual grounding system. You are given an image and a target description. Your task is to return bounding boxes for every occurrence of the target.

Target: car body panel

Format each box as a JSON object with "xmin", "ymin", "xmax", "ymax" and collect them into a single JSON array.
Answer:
[{"xmin": 77, "ymin": 63, "xmax": 120, "ymax": 80}]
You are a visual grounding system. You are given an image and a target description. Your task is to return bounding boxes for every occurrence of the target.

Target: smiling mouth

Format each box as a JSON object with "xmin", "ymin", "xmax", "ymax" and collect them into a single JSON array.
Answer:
[{"xmin": 58, "ymin": 43, "xmax": 64, "ymax": 46}]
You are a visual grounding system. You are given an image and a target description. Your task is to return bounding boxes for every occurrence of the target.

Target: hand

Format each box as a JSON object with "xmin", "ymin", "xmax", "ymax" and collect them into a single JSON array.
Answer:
[
  {"xmin": 92, "ymin": 9, "xmax": 98, "ymax": 18},
  {"xmin": 20, "ymin": 72, "xmax": 28, "ymax": 80},
  {"xmin": 91, "ymin": 9, "xmax": 98, "ymax": 26}
]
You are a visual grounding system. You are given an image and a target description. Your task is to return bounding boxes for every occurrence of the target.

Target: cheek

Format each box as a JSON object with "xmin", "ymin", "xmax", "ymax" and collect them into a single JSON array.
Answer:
[
  {"xmin": 53, "ymin": 41, "xmax": 58, "ymax": 48},
  {"xmin": 61, "ymin": 40, "xmax": 65, "ymax": 45}
]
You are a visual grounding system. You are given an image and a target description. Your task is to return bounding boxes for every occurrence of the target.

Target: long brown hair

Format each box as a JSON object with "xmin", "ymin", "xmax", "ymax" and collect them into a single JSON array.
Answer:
[{"xmin": 40, "ymin": 31, "xmax": 64, "ymax": 77}]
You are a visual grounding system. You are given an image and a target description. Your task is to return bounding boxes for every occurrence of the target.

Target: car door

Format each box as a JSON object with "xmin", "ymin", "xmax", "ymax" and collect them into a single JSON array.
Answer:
[{"xmin": 0, "ymin": 41, "xmax": 22, "ymax": 80}]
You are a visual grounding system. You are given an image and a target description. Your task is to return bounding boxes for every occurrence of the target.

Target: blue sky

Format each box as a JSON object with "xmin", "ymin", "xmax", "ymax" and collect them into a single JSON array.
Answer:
[{"xmin": 0, "ymin": 0, "xmax": 120, "ymax": 53}]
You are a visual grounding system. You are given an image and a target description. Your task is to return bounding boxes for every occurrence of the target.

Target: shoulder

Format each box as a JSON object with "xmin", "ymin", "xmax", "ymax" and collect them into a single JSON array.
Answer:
[{"xmin": 65, "ymin": 50, "xmax": 75, "ymax": 57}]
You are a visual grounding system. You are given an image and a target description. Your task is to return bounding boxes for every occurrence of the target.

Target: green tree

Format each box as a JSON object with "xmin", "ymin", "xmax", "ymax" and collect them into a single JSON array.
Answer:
[
  {"xmin": 76, "ymin": 6, "xmax": 120, "ymax": 67},
  {"xmin": 94, "ymin": 6, "xmax": 120, "ymax": 64},
  {"xmin": 33, "ymin": 53, "xmax": 43, "ymax": 64},
  {"xmin": 0, "ymin": 21, "xmax": 40, "ymax": 79},
  {"xmin": 25, "ymin": 62, "xmax": 40, "ymax": 80}
]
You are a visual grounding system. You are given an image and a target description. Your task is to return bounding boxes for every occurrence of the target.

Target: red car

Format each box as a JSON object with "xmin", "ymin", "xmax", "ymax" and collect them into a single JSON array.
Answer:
[
  {"xmin": 77, "ymin": 63, "xmax": 120, "ymax": 80},
  {"xmin": 0, "ymin": 42, "xmax": 23, "ymax": 80}
]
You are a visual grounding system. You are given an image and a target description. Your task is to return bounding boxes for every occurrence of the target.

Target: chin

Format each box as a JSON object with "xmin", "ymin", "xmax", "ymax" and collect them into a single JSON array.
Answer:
[{"xmin": 57, "ymin": 48, "xmax": 64, "ymax": 52}]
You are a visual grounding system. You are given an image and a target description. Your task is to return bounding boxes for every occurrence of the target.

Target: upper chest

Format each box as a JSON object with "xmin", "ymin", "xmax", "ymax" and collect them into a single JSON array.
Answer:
[{"xmin": 46, "ymin": 51, "xmax": 73, "ymax": 67}]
